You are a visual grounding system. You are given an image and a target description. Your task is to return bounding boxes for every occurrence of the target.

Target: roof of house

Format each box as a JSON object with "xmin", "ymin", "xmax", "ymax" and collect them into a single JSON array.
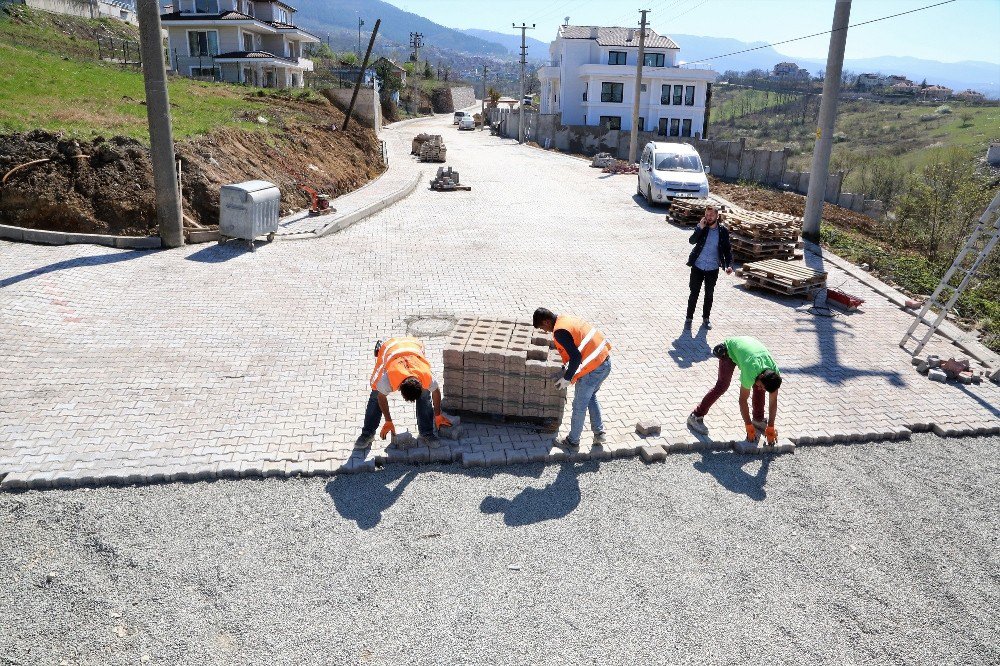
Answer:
[
  {"xmin": 557, "ymin": 25, "xmax": 679, "ymax": 49},
  {"xmin": 374, "ymin": 56, "xmax": 406, "ymax": 72},
  {"xmin": 214, "ymin": 50, "xmax": 297, "ymax": 62},
  {"xmin": 160, "ymin": 10, "xmax": 317, "ymax": 37}
]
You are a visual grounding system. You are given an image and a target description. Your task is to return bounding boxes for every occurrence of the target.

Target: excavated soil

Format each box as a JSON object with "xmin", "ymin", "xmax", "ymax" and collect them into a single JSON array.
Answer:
[{"xmin": 0, "ymin": 97, "xmax": 383, "ymax": 236}]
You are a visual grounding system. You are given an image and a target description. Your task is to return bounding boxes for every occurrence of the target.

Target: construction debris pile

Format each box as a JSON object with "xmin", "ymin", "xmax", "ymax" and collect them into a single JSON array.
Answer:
[
  {"xmin": 591, "ymin": 152, "xmax": 614, "ymax": 168},
  {"xmin": 739, "ymin": 258, "xmax": 827, "ymax": 296},
  {"xmin": 666, "ymin": 198, "xmax": 715, "ymax": 226},
  {"xmin": 414, "ymin": 134, "xmax": 447, "ymax": 162},
  {"xmin": 430, "ymin": 166, "xmax": 471, "ymax": 191},
  {"xmin": 913, "ymin": 354, "xmax": 985, "ymax": 385},
  {"xmin": 601, "ymin": 159, "xmax": 639, "ymax": 175},
  {"xmin": 723, "ymin": 208, "xmax": 804, "ymax": 261},
  {"xmin": 443, "ymin": 317, "xmax": 566, "ymax": 427}
]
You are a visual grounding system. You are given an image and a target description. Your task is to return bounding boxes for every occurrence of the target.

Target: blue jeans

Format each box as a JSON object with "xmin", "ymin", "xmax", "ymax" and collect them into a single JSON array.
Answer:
[
  {"xmin": 361, "ymin": 389, "xmax": 434, "ymax": 437},
  {"xmin": 567, "ymin": 357, "xmax": 611, "ymax": 444}
]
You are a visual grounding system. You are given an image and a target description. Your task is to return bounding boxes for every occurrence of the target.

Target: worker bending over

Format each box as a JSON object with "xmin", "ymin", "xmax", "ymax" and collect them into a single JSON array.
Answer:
[
  {"xmin": 533, "ymin": 308, "xmax": 612, "ymax": 450},
  {"xmin": 687, "ymin": 336, "xmax": 782, "ymax": 444},
  {"xmin": 356, "ymin": 337, "xmax": 451, "ymax": 449}
]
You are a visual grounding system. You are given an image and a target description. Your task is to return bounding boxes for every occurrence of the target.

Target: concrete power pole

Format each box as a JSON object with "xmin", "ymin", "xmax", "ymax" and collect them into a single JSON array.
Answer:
[
  {"xmin": 409, "ymin": 32, "xmax": 423, "ymax": 115},
  {"xmin": 136, "ymin": 0, "xmax": 183, "ymax": 248},
  {"xmin": 481, "ymin": 63, "xmax": 487, "ymax": 131},
  {"xmin": 628, "ymin": 9, "xmax": 650, "ymax": 163},
  {"xmin": 513, "ymin": 22, "xmax": 535, "ymax": 144},
  {"xmin": 802, "ymin": 0, "xmax": 852, "ymax": 242}
]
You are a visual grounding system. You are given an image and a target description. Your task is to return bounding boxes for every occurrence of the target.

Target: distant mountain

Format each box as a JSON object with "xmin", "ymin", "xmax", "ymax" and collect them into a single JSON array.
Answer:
[
  {"xmin": 669, "ymin": 33, "xmax": 999, "ymax": 98},
  {"xmin": 460, "ymin": 29, "xmax": 550, "ymax": 61},
  {"xmin": 291, "ymin": 0, "xmax": 507, "ymax": 56}
]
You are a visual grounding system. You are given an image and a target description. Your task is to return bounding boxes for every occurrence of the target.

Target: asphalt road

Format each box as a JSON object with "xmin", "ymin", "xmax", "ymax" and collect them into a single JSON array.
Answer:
[{"xmin": 2, "ymin": 433, "xmax": 998, "ymax": 666}]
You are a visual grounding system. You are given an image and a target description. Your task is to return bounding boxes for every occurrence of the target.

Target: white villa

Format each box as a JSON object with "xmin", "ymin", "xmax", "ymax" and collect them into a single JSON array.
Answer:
[
  {"xmin": 538, "ymin": 25, "xmax": 717, "ymax": 137},
  {"xmin": 161, "ymin": 0, "xmax": 318, "ymax": 88}
]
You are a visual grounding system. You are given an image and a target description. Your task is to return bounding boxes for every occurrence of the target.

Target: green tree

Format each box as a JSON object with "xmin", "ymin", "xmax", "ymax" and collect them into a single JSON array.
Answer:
[
  {"xmin": 423, "ymin": 60, "xmax": 433, "ymax": 78},
  {"xmin": 373, "ymin": 59, "xmax": 402, "ymax": 101}
]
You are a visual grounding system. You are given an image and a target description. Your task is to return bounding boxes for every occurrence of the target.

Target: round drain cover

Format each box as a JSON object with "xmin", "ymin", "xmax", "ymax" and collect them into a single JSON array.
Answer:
[{"xmin": 407, "ymin": 316, "xmax": 456, "ymax": 337}]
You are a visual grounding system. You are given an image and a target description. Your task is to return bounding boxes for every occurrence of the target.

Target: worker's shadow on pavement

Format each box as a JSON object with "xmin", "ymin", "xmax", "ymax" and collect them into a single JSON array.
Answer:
[
  {"xmin": 480, "ymin": 460, "xmax": 600, "ymax": 527},
  {"xmin": 692, "ymin": 449, "xmax": 772, "ymax": 501},
  {"xmin": 326, "ymin": 467, "xmax": 419, "ymax": 530},
  {"xmin": 668, "ymin": 326, "xmax": 712, "ymax": 369},
  {"xmin": 0, "ymin": 249, "xmax": 158, "ymax": 289}
]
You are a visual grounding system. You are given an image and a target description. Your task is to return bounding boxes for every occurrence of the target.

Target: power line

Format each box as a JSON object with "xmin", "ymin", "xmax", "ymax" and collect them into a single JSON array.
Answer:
[
  {"xmin": 686, "ymin": 0, "xmax": 956, "ymax": 65},
  {"xmin": 664, "ymin": 0, "xmax": 707, "ymax": 22}
]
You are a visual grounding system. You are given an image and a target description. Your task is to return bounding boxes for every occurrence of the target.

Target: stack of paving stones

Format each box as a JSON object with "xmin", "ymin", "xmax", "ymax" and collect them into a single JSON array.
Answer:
[
  {"xmin": 418, "ymin": 135, "xmax": 447, "ymax": 162},
  {"xmin": 442, "ymin": 317, "xmax": 566, "ymax": 427},
  {"xmin": 723, "ymin": 209, "xmax": 804, "ymax": 261},
  {"xmin": 430, "ymin": 166, "xmax": 470, "ymax": 191},
  {"xmin": 913, "ymin": 354, "xmax": 984, "ymax": 385},
  {"xmin": 666, "ymin": 198, "xmax": 714, "ymax": 226},
  {"xmin": 410, "ymin": 132, "xmax": 434, "ymax": 155}
]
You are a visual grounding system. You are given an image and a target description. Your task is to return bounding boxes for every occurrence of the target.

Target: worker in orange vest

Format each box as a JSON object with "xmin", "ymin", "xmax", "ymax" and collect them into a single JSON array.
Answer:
[
  {"xmin": 355, "ymin": 337, "xmax": 451, "ymax": 449},
  {"xmin": 532, "ymin": 308, "xmax": 612, "ymax": 450}
]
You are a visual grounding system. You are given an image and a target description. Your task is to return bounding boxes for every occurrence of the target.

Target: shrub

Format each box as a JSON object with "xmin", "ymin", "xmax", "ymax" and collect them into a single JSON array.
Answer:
[{"xmin": 935, "ymin": 105, "xmax": 952, "ymax": 114}]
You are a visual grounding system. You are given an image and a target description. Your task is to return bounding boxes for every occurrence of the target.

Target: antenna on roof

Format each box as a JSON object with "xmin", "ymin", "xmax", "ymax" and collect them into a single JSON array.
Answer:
[{"xmin": 563, "ymin": 16, "xmax": 570, "ymax": 25}]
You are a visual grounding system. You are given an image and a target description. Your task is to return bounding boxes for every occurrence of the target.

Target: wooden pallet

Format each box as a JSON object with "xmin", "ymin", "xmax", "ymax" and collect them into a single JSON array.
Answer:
[{"xmin": 741, "ymin": 258, "xmax": 827, "ymax": 295}]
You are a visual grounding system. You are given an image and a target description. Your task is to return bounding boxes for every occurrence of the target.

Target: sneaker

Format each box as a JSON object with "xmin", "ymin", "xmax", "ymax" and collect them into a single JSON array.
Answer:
[
  {"xmin": 354, "ymin": 433, "xmax": 374, "ymax": 450},
  {"xmin": 687, "ymin": 412, "xmax": 709, "ymax": 435},
  {"xmin": 553, "ymin": 437, "xmax": 580, "ymax": 451},
  {"xmin": 593, "ymin": 431, "xmax": 607, "ymax": 445},
  {"xmin": 417, "ymin": 434, "xmax": 441, "ymax": 449},
  {"xmin": 703, "ymin": 319, "xmax": 713, "ymax": 330}
]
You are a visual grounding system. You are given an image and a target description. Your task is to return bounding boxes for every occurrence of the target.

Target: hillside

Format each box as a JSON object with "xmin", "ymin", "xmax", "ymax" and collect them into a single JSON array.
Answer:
[
  {"xmin": 292, "ymin": 0, "xmax": 506, "ymax": 56},
  {"xmin": 460, "ymin": 28, "xmax": 549, "ymax": 61},
  {"xmin": 0, "ymin": 5, "xmax": 383, "ymax": 235}
]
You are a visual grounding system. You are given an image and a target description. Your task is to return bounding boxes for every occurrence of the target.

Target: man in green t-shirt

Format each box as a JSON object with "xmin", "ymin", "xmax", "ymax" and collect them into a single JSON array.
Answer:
[{"xmin": 686, "ymin": 336, "xmax": 782, "ymax": 444}]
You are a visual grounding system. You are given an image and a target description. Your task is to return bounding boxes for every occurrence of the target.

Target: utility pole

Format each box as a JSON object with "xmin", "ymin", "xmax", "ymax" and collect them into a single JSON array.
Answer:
[
  {"xmin": 135, "ymin": 0, "xmax": 182, "ymax": 248},
  {"xmin": 802, "ymin": 0, "xmax": 852, "ymax": 242},
  {"xmin": 628, "ymin": 9, "xmax": 650, "ymax": 163},
  {"xmin": 357, "ymin": 16, "xmax": 364, "ymax": 56},
  {"xmin": 513, "ymin": 22, "xmax": 534, "ymax": 144},
  {"xmin": 481, "ymin": 63, "xmax": 487, "ymax": 131},
  {"xmin": 409, "ymin": 31, "xmax": 423, "ymax": 114},
  {"xmin": 344, "ymin": 18, "xmax": 380, "ymax": 131}
]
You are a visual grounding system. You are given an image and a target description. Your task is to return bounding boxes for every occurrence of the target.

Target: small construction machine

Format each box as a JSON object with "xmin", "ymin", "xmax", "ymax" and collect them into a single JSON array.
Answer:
[{"xmin": 300, "ymin": 184, "xmax": 333, "ymax": 216}]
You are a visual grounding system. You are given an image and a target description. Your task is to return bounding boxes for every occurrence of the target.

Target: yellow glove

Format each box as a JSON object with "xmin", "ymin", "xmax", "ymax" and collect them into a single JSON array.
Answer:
[
  {"xmin": 434, "ymin": 414, "xmax": 452, "ymax": 429},
  {"xmin": 765, "ymin": 426, "xmax": 778, "ymax": 445},
  {"xmin": 745, "ymin": 423, "xmax": 757, "ymax": 441},
  {"xmin": 380, "ymin": 421, "xmax": 395, "ymax": 440}
]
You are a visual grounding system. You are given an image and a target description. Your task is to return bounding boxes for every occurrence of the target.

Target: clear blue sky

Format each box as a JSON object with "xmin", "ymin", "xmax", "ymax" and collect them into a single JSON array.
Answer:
[{"xmin": 388, "ymin": 0, "xmax": 1000, "ymax": 64}]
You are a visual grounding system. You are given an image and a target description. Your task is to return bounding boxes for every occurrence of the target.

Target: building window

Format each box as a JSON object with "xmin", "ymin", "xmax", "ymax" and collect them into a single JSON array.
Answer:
[
  {"xmin": 673, "ymin": 85, "xmax": 683, "ymax": 105},
  {"xmin": 638, "ymin": 117, "xmax": 645, "ymax": 131},
  {"xmin": 660, "ymin": 85, "xmax": 671, "ymax": 104},
  {"xmin": 599, "ymin": 115, "xmax": 622, "ymax": 130},
  {"xmin": 643, "ymin": 52, "xmax": 664, "ymax": 67},
  {"xmin": 670, "ymin": 118, "xmax": 680, "ymax": 136},
  {"xmin": 640, "ymin": 83, "xmax": 647, "ymax": 92},
  {"xmin": 685, "ymin": 85, "xmax": 695, "ymax": 105},
  {"xmin": 600, "ymin": 82, "xmax": 624, "ymax": 103},
  {"xmin": 242, "ymin": 32, "xmax": 253, "ymax": 51},
  {"xmin": 194, "ymin": 0, "xmax": 218, "ymax": 13},
  {"xmin": 188, "ymin": 30, "xmax": 219, "ymax": 57},
  {"xmin": 682, "ymin": 119, "xmax": 692, "ymax": 137},
  {"xmin": 189, "ymin": 66, "xmax": 219, "ymax": 79},
  {"xmin": 608, "ymin": 51, "xmax": 626, "ymax": 65},
  {"xmin": 658, "ymin": 118, "xmax": 668, "ymax": 135}
]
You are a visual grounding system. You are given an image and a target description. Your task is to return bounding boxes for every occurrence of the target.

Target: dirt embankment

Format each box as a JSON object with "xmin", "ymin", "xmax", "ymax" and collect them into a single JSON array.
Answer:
[{"xmin": 0, "ymin": 96, "xmax": 384, "ymax": 236}]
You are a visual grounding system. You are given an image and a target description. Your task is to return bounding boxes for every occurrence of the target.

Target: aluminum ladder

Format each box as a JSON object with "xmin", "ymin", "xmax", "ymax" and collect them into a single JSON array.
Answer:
[{"xmin": 900, "ymin": 190, "xmax": 1000, "ymax": 356}]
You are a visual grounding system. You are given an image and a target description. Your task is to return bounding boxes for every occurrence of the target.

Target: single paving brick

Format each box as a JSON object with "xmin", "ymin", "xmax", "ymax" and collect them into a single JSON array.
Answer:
[
  {"xmin": 639, "ymin": 445, "xmax": 667, "ymax": 462},
  {"xmin": 461, "ymin": 451, "xmax": 486, "ymax": 468},
  {"xmin": 635, "ymin": 420, "xmax": 661, "ymax": 437}
]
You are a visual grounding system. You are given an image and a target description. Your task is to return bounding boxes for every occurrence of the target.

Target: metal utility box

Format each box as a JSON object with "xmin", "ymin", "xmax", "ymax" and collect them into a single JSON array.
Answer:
[{"xmin": 219, "ymin": 180, "xmax": 280, "ymax": 251}]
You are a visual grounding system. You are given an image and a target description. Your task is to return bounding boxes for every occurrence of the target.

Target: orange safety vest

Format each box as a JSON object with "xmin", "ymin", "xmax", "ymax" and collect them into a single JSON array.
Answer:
[
  {"xmin": 369, "ymin": 337, "xmax": 434, "ymax": 393},
  {"xmin": 552, "ymin": 315, "xmax": 611, "ymax": 383}
]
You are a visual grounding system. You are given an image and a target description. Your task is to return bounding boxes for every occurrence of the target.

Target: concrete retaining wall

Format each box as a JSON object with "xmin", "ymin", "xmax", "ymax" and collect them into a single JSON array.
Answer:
[
  {"xmin": 21, "ymin": 0, "xmax": 138, "ymax": 23},
  {"xmin": 323, "ymin": 88, "xmax": 381, "ymax": 129}
]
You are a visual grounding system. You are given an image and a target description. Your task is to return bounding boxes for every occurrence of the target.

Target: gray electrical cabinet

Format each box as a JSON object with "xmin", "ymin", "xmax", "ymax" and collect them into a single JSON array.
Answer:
[{"xmin": 218, "ymin": 180, "xmax": 280, "ymax": 251}]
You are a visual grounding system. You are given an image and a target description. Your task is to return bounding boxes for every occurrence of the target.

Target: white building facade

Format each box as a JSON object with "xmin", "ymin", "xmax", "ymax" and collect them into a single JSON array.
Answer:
[
  {"xmin": 161, "ymin": 0, "xmax": 317, "ymax": 88},
  {"xmin": 538, "ymin": 25, "xmax": 717, "ymax": 137}
]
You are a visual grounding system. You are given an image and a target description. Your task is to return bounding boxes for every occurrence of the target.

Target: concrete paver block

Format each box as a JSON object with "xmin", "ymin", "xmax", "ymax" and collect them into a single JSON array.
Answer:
[
  {"xmin": 483, "ymin": 450, "xmax": 506, "ymax": 466},
  {"xmin": 392, "ymin": 431, "xmax": 417, "ymax": 449},
  {"xmin": 928, "ymin": 369, "xmax": 947, "ymax": 383},
  {"xmin": 407, "ymin": 446, "xmax": 431, "ymax": 464},
  {"xmin": 505, "ymin": 449, "xmax": 529, "ymax": 465},
  {"xmin": 636, "ymin": 420, "xmax": 661, "ymax": 437},
  {"xmin": 639, "ymin": 445, "xmax": 667, "ymax": 462}
]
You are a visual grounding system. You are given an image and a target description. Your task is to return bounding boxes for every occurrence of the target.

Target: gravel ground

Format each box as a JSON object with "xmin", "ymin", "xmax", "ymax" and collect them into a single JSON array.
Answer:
[{"xmin": 2, "ymin": 433, "xmax": 998, "ymax": 666}]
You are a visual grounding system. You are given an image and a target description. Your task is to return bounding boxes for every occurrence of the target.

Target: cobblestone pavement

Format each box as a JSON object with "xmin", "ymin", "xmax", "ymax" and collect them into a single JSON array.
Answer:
[{"xmin": 1, "ymin": 113, "xmax": 998, "ymax": 489}]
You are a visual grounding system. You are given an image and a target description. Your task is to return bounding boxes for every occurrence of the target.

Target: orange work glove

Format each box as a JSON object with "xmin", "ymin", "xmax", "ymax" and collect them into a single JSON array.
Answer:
[
  {"xmin": 434, "ymin": 414, "xmax": 452, "ymax": 429},
  {"xmin": 380, "ymin": 421, "xmax": 395, "ymax": 440},
  {"xmin": 745, "ymin": 423, "xmax": 757, "ymax": 441},
  {"xmin": 765, "ymin": 426, "xmax": 778, "ymax": 445}
]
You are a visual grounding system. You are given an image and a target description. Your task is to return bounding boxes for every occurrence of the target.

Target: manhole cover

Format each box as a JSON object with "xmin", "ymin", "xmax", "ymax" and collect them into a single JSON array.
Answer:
[{"xmin": 407, "ymin": 316, "xmax": 456, "ymax": 337}]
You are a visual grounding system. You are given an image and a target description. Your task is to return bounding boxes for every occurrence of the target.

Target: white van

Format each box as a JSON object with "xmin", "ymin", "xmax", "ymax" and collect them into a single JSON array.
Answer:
[{"xmin": 637, "ymin": 141, "xmax": 710, "ymax": 204}]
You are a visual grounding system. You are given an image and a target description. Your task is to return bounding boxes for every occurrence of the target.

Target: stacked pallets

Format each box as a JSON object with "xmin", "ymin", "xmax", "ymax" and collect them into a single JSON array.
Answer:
[
  {"xmin": 418, "ymin": 135, "xmax": 447, "ymax": 162},
  {"xmin": 442, "ymin": 317, "xmax": 566, "ymax": 430},
  {"xmin": 723, "ymin": 209, "xmax": 804, "ymax": 261},
  {"xmin": 430, "ymin": 166, "xmax": 471, "ymax": 191},
  {"xmin": 666, "ymin": 198, "xmax": 715, "ymax": 225},
  {"xmin": 740, "ymin": 258, "xmax": 827, "ymax": 296}
]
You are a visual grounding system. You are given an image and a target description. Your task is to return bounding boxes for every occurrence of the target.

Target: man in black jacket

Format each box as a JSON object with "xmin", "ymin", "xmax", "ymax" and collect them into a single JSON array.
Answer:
[{"xmin": 686, "ymin": 206, "xmax": 734, "ymax": 330}]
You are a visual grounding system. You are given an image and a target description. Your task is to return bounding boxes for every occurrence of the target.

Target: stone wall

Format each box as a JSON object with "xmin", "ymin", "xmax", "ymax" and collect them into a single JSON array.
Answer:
[{"xmin": 449, "ymin": 86, "xmax": 476, "ymax": 111}]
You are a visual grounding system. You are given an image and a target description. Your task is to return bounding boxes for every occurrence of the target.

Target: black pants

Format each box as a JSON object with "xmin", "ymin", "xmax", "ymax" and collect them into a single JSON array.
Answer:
[{"xmin": 687, "ymin": 266, "xmax": 719, "ymax": 320}]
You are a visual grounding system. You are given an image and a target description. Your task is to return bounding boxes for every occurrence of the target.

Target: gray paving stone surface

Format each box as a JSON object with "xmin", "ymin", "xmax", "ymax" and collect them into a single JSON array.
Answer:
[{"xmin": 1, "ymin": 113, "xmax": 998, "ymax": 490}]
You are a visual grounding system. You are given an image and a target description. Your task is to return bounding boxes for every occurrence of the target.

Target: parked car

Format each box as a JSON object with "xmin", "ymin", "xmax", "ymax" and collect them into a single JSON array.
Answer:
[
  {"xmin": 637, "ymin": 141, "xmax": 710, "ymax": 205},
  {"xmin": 458, "ymin": 115, "xmax": 476, "ymax": 130},
  {"xmin": 521, "ymin": 96, "xmax": 532, "ymax": 106},
  {"xmin": 453, "ymin": 111, "xmax": 468, "ymax": 125}
]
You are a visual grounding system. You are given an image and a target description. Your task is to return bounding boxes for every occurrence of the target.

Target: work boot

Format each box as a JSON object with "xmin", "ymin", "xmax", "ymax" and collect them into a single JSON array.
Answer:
[
  {"xmin": 354, "ymin": 433, "xmax": 374, "ymax": 450},
  {"xmin": 553, "ymin": 437, "xmax": 580, "ymax": 451},
  {"xmin": 593, "ymin": 431, "xmax": 607, "ymax": 445},
  {"xmin": 687, "ymin": 412, "xmax": 709, "ymax": 435}
]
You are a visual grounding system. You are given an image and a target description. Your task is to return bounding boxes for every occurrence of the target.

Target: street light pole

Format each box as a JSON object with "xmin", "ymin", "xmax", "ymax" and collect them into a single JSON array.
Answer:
[
  {"xmin": 802, "ymin": 0, "xmax": 852, "ymax": 242},
  {"xmin": 135, "ymin": 0, "xmax": 183, "ymax": 248}
]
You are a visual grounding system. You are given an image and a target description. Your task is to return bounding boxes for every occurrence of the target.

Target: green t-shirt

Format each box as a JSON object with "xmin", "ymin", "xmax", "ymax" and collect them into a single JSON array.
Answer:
[{"xmin": 725, "ymin": 336, "xmax": 779, "ymax": 389}]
